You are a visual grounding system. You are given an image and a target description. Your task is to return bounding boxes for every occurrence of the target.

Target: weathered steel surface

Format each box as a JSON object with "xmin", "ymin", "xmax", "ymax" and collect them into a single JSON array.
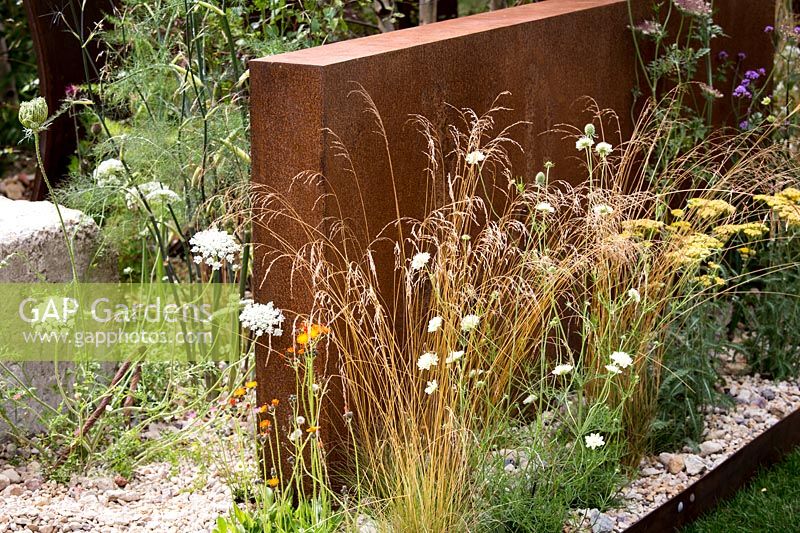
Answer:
[
  {"xmin": 628, "ymin": 407, "xmax": 800, "ymax": 532},
  {"xmin": 24, "ymin": 0, "xmax": 114, "ymax": 200},
  {"xmin": 250, "ymin": 0, "xmax": 775, "ymax": 481}
]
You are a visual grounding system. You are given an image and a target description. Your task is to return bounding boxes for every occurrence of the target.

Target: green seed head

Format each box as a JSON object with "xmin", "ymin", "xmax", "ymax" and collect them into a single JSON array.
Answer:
[{"xmin": 19, "ymin": 97, "xmax": 49, "ymax": 132}]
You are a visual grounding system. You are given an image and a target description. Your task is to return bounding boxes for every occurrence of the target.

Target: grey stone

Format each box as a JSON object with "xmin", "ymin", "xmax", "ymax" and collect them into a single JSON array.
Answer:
[
  {"xmin": 1, "ymin": 468, "xmax": 21, "ymax": 484},
  {"xmin": 684, "ymin": 454, "xmax": 706, "ymax": 476},
  {"xmin": 699, "ymin": 441, "xmax": 724, "ymax": 457},
  {"xmin": 0, "ymin": 197, "xmax": 116, "ymax": 439},
  {"xmin": 591, "ymin": 513, "xmax": 615, "ymax": 533},
  {"xmin": 0, "ymin": 473, "xmax": 9, "ymax": 491}
]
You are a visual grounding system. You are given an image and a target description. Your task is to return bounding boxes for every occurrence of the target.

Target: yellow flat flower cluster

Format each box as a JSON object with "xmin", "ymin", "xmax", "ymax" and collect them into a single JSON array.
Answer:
[
  {"xmin": 695, "ymin": 274, "xmax": 726, "ymax": 287},
  {"xmin": 686, "ymin": 198, "xmax": 736, "ymax": 219},
  {"xmin": 667, "ymin": 220, "xmax": 692, "ymax": 233},
  {"xmin": 754, "ymin": 187, "xmax": 800, "ymax": 227},
  {"xmin": 667, "ymin": 232, "xmax": 724, "ymax": 266},
  {"xmin": 621, "ymin": 218, "xmax": 665, "ymax": 239},
  {"xmin": 713, "ymin": 222, "xmax": 769, "ymax": 241}
]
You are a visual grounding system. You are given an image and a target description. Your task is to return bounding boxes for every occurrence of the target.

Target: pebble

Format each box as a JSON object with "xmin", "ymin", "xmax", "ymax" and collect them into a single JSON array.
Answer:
[
  {"xmin": 684, "ymin": 454, "xmax": 706, "ymax": 475},
  {"xmin": 698, "ymin": 441, "xmax": 724, "ymax": 457}
]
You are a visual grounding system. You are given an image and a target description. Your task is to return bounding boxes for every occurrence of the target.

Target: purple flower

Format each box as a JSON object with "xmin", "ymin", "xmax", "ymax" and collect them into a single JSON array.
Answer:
[
  {"xmin": 794, "ymin": 26, "xmax": 800, "ymax": 35},
  {"xmin": 739, "ymin": 120, "xmax": 749, "ymax": 130},
  {"xmin": 758, "ymin": 68, "xmax": 766, "ymax": 76},
  {"xmin": 764, "ymin": 25, "xmax": 774, "ymax": 33},
  {"xmin": 673, "ymin": 0, "xmax": 712, "ymax": 17},
  {"xmin": 718, "ymin": 50, "xmax": 729, "ymax": 61},
  {"xmin": 740, "ymin": 78, "xmax": 751, "ymax": 87},
  {"xmin": 737, "ymin": 52, "xmax": 747, "ymax": 61},
  {"xmin": 733, "ymin": 85, "xmax": 752, "ymax": 98},
  {"xmin": 744, "ymin": 70, "xmax": 760, "ymax": 80}
]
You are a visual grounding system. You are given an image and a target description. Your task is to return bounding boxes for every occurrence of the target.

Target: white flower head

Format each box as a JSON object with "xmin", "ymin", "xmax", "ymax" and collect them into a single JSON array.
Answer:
[
  {"xmin": 552, "ymin": 364, "xmax": 574, "ymax": 376},
  {"xmin": 417, "ymin": 352, "xmax": 439, "ymax": 371},
  {"xmin": 460, "ymin": 314, "xmax": 480, "ymax": 333},
  {"xmin": 239, "ymin": 301, "xmax": 285, "ymax": 337},
  {"xmin": 288, "ymin": 428, "xmax": 304, "ymax": 442},
  {"xmin": 411, "ymin": 252, "xmax": 431, "ymax": 271},
  {"xmin": 190, "ymin": 227, "xmax": 242, "ymax": 271},
  {"xmin": 93, "ymin": 158, "xmax": 126, "ymax": 188},
  {"xmin": 125, "ymin": 181, "xmax": 181, "ymax": 210},
  {"xmin": 610, "ymin": 350, "xmax": 633, "ymax": 369},
  {"xmin": 585, "ymin": 432, "xmax": 605, "ymax": 449},
  {"xmin": 627, "ymin": 288, "xmax": 641, "ymax": 303},
  {"xmin": 122, "ymin": 267, "xmax": 133, "ymax": 275},
  {"xmin": 445, "ymin": 350, "xmax": 465, "ymax": 365},
  {"xmin": 522, "ymin": 394, "xmax": 536, "ymax": 405},
  {"xmin": 535, "ymin": 201, "xmax": 556, "ymax": 214},
  {"xmin": 595, "ymin": 142, "xmax": 613, "ymax": 158},
  {"xmin": 424, "ymin": 380, "xmax": 438, "ymax": 395},
  {"xmin": 465, "ymin": 150, "xmax": 486, "ymax": 165},
  {"xmin": 576, "ymin": 136, "xmax": 595, "ymax": 151},
  {"xmin": 427, "ymin": 316, "xmax": 443, "ymax": 333},
  {"xmin": 592, "ymin": 204, "xmax": 614, "ymax": 216},
  {"xmin": 296, "ymin": 416, "xmax": 306, "ymax": 426},
  {"xmin": 605, "ymin": 364, "xmax": 622, "ymax": 375}
]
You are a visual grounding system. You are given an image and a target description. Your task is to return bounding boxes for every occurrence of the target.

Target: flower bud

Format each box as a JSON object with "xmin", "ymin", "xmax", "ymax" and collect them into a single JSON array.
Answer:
[
  {"xmin": 584, "ymin": 123, "xmax": 596, "ymax": 138},
  {"xmin": 19, "ymin": 97, "xmax": 49, "ymax": 132}
]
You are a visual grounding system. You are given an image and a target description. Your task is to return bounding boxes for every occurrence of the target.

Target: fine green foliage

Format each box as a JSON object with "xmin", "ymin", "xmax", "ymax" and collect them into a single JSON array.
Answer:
[{"xmin": 683, "ymin": 447, "xmax": 800, "ymax": 533}]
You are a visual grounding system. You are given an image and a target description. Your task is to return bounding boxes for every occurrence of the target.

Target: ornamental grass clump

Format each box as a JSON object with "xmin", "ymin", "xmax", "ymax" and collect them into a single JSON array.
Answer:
[{"xmin": 247, "ymin": 92, "xmax": 797, "ymax": 529}]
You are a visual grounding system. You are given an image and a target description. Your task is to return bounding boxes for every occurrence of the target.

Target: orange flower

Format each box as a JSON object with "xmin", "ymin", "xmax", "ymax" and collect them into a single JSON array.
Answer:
[
  {"xmin": 232, "ymin": 387, "xmax": 246, "ymax": 398},
  {"xmin": 306, "ymin": 425, "xmax": 320, "ymax": 434},
  {"xmin": 245, "ymin": 380, "xmax": 257, "ymax": 389},
  {"xmin": 286, "ymin": 347, "xmax": 295, "ymax": 354},
  {"xmin": 259, "ymin": 419, "xmax": 271, "ymax": 430},
  {"xmin": 266, "ymin": 477, "xmax": 279, "ymax": 488},
  {"xmin": 257, "ymin": 405, "xmax": 268, "ymax": 414},
  {"xmin": 271, "ymin": 398, "xmax": 280, "ymax": 407}
]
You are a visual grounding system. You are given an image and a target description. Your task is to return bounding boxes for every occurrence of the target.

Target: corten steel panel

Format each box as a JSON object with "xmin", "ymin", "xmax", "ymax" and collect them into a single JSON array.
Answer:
[
  {"xmin": 25, "ymin": 0, "xmax": 115, "ymax": 200},
  {"xmin": 251, "ymin": 0, "xmax": 775, "ymax": 483}
]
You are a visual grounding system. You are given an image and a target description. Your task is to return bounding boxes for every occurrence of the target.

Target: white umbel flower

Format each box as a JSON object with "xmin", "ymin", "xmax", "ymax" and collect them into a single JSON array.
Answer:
[
  {"xmin": 575, "ymin": 136, "xmax": 595, "ymax": 151},
  {"xmin": 190, "ymin": 227, "xmax": 242, "ymax": 271},
  {"xmin": 595, "ymin": 142, "xmax": 613, "ymax": 158},
  {"xmin": 627, "ymin": 288, "xmax": 641, "ymax": 303},
  {"xmin": 610, "ymin": 350, "xmax": 633, "ymax": 369},
  {"xmin": 417, "ymin": 352, "xmax": 439, "ymax": 371},
  {"xmin": 585, "ymin": 432, "xmax": 605, "ymax": 449},
  {"xmin": 239, "ymin": 301, "xmax": 285, "ymax": 337},
  {"xmin": 411, "ymin": 252, "xmax": 431, "ymax": 271},
  {"xmin": 552, "ymin": 364, "xmax": 574, "ymax": 376},
  {"xmin": 535, "ymin": 202, "xmax": 556, "ymax": 214},
  {"xmin": 125, "ymin": 181, "xmax": 181, "ymax": 209},
  {"xmin": 445, "ymin": 350, "xmax": 465, "ymax": 365},
  {"xmin": 522, "ymin": 394, "xmax": 536, "ymax": 405},
  {"xmin": 424, "ymin": 380, "xmax": 438, "ymax": 395},
  {"xmin": 460, "ymin": 314, "xmax": 480, "ymax": 332},
  {"xmin": 93, "ymin": 158, "xmax": 126, "ymax": 188},
  {"xmin": 465, "ymin": 150, "xmax": 486, "ymax": 165},
  {"xmin": 427, "ymin": 316, "xmax": 443, "ymax": 333},
  {"xmin": 605, "ymin": 364, "xmax": 622, "ymax": 375},
  {"xmin": 592, "ymin": 204, "xmax": 614, "ymax": 216}
]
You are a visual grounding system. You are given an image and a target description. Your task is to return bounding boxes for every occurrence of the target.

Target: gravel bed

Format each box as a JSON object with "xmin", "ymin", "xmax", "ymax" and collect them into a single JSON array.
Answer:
[
  {"xmin": 0, "ymin": 442, "xmax": 232, "ymax": 532},
  {"xmin": 568, "ymin": 371, "xmax": 800, "ymax": 532}
]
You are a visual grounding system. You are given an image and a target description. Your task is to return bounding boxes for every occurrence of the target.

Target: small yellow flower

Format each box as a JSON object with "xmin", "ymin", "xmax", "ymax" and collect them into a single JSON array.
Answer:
[
  {"xmin": 245, "ymin": 380, "xmax": 257, "ymax": 389},
  {"xmin": 266, "ymin": 477, "xmax": 279, "ymax": 488},
  {"xmin": 738, "ymin": 246, "xmax": 755, "ymax": 257},
  {"xmin": 296, "ymin": 332, "xmax": 309, "ymax": 345},
  {"xmin": 671, "ymin": 208, "xmax": 685, "ymax": 218},
  {"xmin": 259, "ymin": 419, "xmax": 271, "ymax": 430},
  {"xmin": 306, "ymin": 425, "xmax": 320, "ymax": 434},
  {"xmin": 271, "ymin": 398, "xmax": 280, "ymax": 407},
  {"xmin": 232, "ymin": 387, "xmax": 246, "ymax": 398},
  {"xmin": 686, "ymin": 198, "xmax": 736, "ymax": 219}
]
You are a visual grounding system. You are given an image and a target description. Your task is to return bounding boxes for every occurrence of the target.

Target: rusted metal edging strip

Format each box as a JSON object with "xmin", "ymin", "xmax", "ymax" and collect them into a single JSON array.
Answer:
[{"xmin": 627, "ymin": 407, "xmax": 800, "ymax": 532}]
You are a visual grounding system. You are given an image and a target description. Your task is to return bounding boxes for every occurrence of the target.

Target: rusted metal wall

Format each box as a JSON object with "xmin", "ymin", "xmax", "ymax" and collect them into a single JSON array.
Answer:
[
  {"xmin": 25, "ymin": 0, "xmax": 114, "ymax": 200},
  {"xmin": 250, "ymin": 0, "xmax": 776, "ymax": 480}
]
